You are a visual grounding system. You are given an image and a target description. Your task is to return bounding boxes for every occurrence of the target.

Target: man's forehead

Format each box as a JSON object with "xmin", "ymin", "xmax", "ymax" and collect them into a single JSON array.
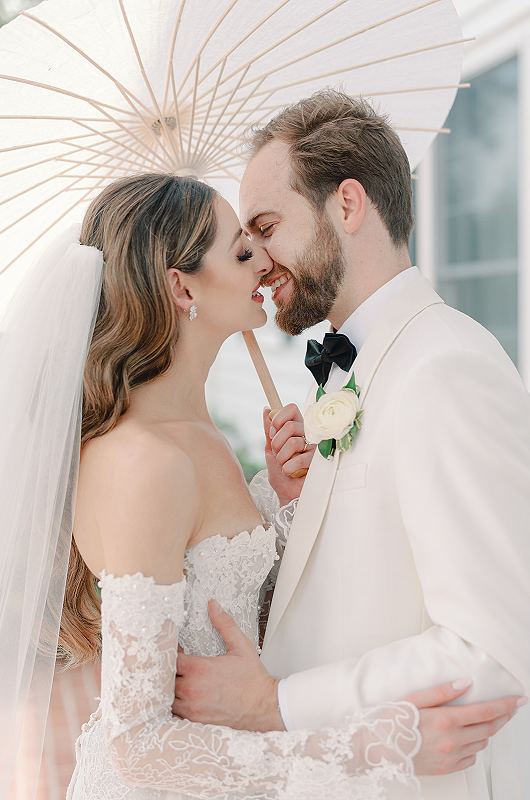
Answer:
[{"xmin": 240, "ymin": 141, "xmax": 291, "ymax": 223}]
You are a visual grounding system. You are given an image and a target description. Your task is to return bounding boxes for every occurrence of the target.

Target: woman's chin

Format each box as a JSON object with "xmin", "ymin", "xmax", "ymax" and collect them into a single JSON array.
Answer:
[{"xmin": 239, "ymin": 308, "xmax": 268, "ymax": 332}]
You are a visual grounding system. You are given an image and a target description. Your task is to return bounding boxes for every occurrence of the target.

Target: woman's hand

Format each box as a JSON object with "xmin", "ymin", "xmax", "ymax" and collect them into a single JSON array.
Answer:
[
  {"xmin": 263, "ymin": 404, "xmax": 315, "ymax": 506},
  {"xmin": 406, "ymin": 680, "xmax": 522, "ymax": 775}
]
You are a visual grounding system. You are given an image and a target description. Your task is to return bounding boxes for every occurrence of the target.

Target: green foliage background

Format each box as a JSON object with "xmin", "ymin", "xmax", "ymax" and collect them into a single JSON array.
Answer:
[{"xmin": 213, "ymin": 414, "xmax": 264, "ymax": 483}]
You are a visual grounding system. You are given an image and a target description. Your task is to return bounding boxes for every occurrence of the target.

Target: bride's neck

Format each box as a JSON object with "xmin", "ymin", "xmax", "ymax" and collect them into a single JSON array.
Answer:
[{"xmin": 127, "ymin": 325, "xmax": 223, "ymax": 424}]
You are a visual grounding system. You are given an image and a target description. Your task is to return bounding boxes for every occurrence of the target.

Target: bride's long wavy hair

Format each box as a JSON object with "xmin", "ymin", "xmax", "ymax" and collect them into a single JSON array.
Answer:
[{"xmin": 58, "ymin": 173, "xmax": 217, "ymax": 667}]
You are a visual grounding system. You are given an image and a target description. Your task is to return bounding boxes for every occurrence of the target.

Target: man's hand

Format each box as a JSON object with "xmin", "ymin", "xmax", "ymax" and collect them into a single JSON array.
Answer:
[
  {"xmin": 173, "ymin": 600, "xmax": 284, "ymax": 732},
  {"xmin": 173, "ymin": 603, "xmax": 525, "ymax": 772},
  {"xmin": 406, "ymin": 681, "xmax": 523, "ymax": 775},
  {"xmin": 263, "ymin": 404, "xmax": 315, "ymax": 506}
]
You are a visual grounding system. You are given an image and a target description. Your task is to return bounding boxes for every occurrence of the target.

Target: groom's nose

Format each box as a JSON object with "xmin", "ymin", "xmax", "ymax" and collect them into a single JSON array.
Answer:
[{"xmin": 253, "ymin": 246, "xmax": 274, "ymax": 279}]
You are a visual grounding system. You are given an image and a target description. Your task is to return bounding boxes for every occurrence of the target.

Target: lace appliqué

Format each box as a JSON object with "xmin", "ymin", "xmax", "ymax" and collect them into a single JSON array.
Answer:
[
  {"xmin": 90, "ymin": 570, "xmax": 422, "ymax": 799},
  {"xmin": 249, "ymin": 470, "xmax": 298, "ymax": 641},
  {"xmin": 180, "ymin": 526, "xmax": 277, "ymax": 657}
]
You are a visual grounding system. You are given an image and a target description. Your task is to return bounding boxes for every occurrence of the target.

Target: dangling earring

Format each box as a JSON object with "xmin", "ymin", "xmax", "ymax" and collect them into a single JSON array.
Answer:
[{"xmin": 189, "ymin": 304, "xmax": 198, "ymax": 321}]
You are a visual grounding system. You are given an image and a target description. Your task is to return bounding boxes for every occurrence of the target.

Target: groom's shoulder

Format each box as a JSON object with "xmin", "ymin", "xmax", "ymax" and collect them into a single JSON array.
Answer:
[
  {"xmin": 387, "ymin": 300, "xmax": 526, "ymax": 401},
  {"xmin": 401, "ymin": 299, "xmax": 513, "ymax": 371}
]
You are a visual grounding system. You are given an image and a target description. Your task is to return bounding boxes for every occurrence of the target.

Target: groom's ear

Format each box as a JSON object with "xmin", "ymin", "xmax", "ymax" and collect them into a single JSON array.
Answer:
[{"xmin": 335, "ymin": 178, "xmax": 366, "ymax": 235}]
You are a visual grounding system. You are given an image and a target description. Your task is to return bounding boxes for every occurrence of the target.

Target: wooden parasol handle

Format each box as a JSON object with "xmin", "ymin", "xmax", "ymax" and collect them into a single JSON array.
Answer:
[{"xmin": 241, "ymin": 330, "xmax": 308, "ymax": 479}]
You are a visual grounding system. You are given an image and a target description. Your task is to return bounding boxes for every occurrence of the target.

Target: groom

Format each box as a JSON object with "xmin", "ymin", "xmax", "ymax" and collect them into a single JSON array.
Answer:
[{"xmin": 174, "ymin": 91, "xmax": 530, "ymax": 797}]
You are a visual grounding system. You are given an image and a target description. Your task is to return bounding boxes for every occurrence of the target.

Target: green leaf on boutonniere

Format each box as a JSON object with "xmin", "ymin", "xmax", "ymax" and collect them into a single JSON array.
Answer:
[
  {"xmin": 318, "ymin": 438, "xmax": 335, "ymax": 460},
  {"xmin": 316, "ymin": 384, "xmax": 326, "ymax": 401},
  {"xmin": 343, "ymin": 373, "xmax": 358, "ymax": 393},
  {"xmin": 337, "ymin": 431, "xmax": 353, "ymax": 453},
  {"xmin": 353, "ymin": 410, "xmax": 364, "ymax": 430}
]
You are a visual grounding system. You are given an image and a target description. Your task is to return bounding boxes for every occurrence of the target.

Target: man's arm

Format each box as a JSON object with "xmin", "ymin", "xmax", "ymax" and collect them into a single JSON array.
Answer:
[{"xmin": 174, "ymin": 600, "xmax": 523, "ymax": 775}]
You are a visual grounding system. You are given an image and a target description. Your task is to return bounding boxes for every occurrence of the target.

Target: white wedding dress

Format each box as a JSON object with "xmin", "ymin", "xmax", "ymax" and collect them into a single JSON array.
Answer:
[{"xmin": 66, "ymin": 472, "xmax": 421, "ymax": 800}]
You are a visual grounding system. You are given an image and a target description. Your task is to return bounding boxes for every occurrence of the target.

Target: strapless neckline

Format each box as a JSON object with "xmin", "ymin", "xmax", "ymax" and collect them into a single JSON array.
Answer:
[
  {"xmin": 184, "ymin": 522, "xmax": 272, "ymax": 556},
  {"xmin": 97, "ymin": 523, "xmax": 275, "ymax": 587}
]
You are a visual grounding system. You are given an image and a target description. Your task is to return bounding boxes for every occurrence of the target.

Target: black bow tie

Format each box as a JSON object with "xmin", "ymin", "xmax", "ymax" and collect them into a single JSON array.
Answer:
[{"xmin": 304, "ymin": 332, "xmax": 357, "ymax": 387}]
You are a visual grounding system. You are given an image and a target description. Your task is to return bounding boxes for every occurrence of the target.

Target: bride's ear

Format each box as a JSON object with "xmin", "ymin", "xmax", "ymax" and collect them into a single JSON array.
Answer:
[{"xmin": 167, "ymin": 267, "xmax": 197, "ymax": 316}]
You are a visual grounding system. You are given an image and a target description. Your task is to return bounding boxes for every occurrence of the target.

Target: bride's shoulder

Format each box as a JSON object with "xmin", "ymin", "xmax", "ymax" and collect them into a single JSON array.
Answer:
[
  {"xmin": 79, "ymin": 421, "xmax": 200, "ymax": 581},
  {"xmin": 82, "ymin": 420, "xmax": 196, "ymax": 485}
]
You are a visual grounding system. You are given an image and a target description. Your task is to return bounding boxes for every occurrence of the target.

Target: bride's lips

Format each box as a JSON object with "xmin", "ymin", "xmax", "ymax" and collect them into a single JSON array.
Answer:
[{"xmin": 251, "ymin": 281, "xmax": 264, "ymax": 304}]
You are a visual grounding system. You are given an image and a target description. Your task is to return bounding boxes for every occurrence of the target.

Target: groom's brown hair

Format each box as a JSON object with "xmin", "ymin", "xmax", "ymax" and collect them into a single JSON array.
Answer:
[{"xmin": 247, "ymin": 89, "xmax": 413, "ymax": 247}]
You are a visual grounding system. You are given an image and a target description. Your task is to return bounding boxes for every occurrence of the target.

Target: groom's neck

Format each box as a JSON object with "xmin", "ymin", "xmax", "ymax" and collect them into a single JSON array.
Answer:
[{"xmin": 328, "ymin": 245, "xmax": 411, "ymax": 330}]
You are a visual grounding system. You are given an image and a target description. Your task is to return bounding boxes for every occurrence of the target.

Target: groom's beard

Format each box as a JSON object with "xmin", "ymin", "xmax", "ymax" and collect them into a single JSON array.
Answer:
[{"xmin": 275, "ymin": 213, "xmax": 345, "ymax": 337}]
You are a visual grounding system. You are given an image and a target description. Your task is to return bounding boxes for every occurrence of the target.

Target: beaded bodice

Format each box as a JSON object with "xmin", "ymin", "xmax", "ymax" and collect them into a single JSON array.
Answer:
[{"xmin": 180, "ymin": 525, "xmax": 277, "ymax": 656}]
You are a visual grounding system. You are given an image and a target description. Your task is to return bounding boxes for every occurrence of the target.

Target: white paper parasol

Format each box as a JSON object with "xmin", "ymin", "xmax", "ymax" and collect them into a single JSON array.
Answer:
[{"xmin": 0, "ymin": 0, "xmax": 467, "ymax": 279}]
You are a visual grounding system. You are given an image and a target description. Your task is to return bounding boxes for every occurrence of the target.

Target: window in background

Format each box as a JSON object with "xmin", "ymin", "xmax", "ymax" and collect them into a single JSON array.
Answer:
[
  {"xmin": 435, "ymin": 56, "xmax": 519, "ymax": 364},
  {"xmin": 0, "ymin": 0, "xmax": 41, "ymax": 27},
  {"xmin": 409, "ymin": 176, "xmax": 418, "ymax": 267}
]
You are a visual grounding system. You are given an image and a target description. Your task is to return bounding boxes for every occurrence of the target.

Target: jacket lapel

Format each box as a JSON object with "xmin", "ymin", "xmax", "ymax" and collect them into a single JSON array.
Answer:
[
  {"xmin": 263, "ymin": 271, "xmax": 445, "ymax": 648},
  {"xmin": 263, "ymin": 438, "xmax": 340, "ymax": 648}
]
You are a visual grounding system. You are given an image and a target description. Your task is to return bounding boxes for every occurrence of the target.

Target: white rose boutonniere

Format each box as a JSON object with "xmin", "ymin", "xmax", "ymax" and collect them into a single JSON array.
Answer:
[{"xmin": 304, "ymin": 374, "xmax": 363, "ymax": 460}]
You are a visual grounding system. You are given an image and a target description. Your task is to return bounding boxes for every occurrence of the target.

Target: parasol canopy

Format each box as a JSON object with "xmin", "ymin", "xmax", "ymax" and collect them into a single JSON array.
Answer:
[{"xmin": 0, "ymin": 0, "xmax": 466, "ymax": 280}]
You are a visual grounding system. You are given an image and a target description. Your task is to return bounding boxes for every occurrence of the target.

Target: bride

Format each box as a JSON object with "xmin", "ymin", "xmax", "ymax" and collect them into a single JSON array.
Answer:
[{"xmin": 3, "ymin": 172, "xmax": 422, "ymax": 799}]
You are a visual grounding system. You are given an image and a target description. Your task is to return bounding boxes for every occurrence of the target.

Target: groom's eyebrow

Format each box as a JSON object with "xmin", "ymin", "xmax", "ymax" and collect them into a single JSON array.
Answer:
[{"xmin": 245, "ymin": 210, "xmax": 276, "ymax": 230}]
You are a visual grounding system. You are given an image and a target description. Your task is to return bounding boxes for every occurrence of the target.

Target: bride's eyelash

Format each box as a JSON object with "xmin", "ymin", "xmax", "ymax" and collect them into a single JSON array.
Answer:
[{"xmin": 237, "ymin": 248, "xmax": 253, "ymax": 262}]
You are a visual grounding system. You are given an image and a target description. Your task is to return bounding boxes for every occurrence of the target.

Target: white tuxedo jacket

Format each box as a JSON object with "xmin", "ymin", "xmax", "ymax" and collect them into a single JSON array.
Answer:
[{"xmin": 261, "ymin": 270, "xmax": 530, "ymax": 800}]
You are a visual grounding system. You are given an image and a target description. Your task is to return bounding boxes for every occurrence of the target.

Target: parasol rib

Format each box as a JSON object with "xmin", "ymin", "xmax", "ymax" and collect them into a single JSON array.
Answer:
[
  {"xmin": 194, "ymin": 64, "xmax": 252, "ymax": 164},
  {"xmin": 199, "ymin": 36, "xmax": 473, "ymax": 108},
  {"xmin": 118, "ymin": 0, "xmax": 181, "ymax": 167},
  {"xmin": 186, "ymin": 56, "xmax": 201, "ymax": 163},
  {"xmin": 0, "ymin": 143, "xmax": 127, "ymax": 275},
  {"xmin": 0, "ymin": 194, "xmax": 92, "ymax": 275},
  {"xmin": 181, "ymin": 0, "xmax": 350, "ymax": 105},
  {"xmin": 0, "ymin": 73, "xmax": 138, "ymax": 118},
  {"xmin": 0, "ymin": 73, "xmax": 171, "ymax": 169},
  {"xmin": 0, "ymin": 160, "xmax": 114, "ymax": 235},
  {"xmin": 168, "ymin": 65, "xmax": 186, "ymax": 158},
  {"xmin": 55, "ymin": 138, "xmax": 163, "ymax": 173},
  {"xmin": 395, "ymin": 125, "xmax": 450, "ymax": 132},
  {"xmin": 73, "ymin": 120, "xmax": 171, "ymax": 170},
  {"xmin": 0, "ymin": 114, "xmax": 136, "ymax": 123},
  {"xmin": 190, "ymin": 0, "xmax": 445, "ymax": 106},
  {"xmin": 201, "ymin": 82, "xmax": 470, "ymax": 126},
  {"xmin": 161, "ymin": 0, "xmax": 187, "ymax": 112},
  {"xmin": 21, "ymin": 10, "xmax": 178, "ymax": 170},
  {"xmin": 54, "ymin": 131, "xmax": 160, "ymax": 174},
  {"xmin": 174, "ymin": 0, "xmax": 241, "ymax": 100},
  {"xmin": 192, "ymin": 58, "xmax": 228, "ymax": 156},
  {"xmin": 21, "ymin": 11, "xmax": 156, "ymax": 120},
  {"xmin": 199, "ymin": 76, "xmax": 267, "ymax": 165},
  {"xmin": 0, "ymin": 163, "xmax": 115, "ymax": 208},
  {"xmin": 0, "ymin": 129, "xmax": 129, "ymax": 155},
  {"xmin": 0, "ymin": 145, "xmax": 109, "ymax": 180}
]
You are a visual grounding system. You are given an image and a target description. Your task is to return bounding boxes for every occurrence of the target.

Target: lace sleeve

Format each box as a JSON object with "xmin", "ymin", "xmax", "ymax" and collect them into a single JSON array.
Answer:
[
  {"xmin": 99, "ymin": 571, "xmax": 422, "ymax": 799},
  {"xmin": 249, "ymin": 470, "xmax": 298, "ymax": 636},
  {"xmin": 248, "ymin": 468, "xmax": 297, "ymax": 554}
]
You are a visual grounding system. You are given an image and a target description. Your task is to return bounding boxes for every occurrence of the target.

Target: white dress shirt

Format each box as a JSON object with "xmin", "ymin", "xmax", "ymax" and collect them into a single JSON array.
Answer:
[{"xmin": 325, "ymin": 266, "xmax": 418, "ymax": 392}]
